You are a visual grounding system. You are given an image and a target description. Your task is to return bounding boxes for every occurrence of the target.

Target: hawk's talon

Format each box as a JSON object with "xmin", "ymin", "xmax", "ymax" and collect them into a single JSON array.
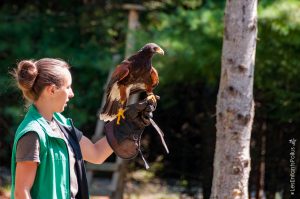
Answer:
[
  {"xmin": 116, "ymin": 108, "xmax": 125, "ymax": 125},
  {"xmin": 146, "ymin": 93, "xmax": 157, "ymax": 106}
]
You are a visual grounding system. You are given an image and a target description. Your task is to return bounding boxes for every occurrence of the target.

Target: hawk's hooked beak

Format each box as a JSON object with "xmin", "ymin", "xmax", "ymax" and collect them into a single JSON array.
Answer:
[{"xmin": 155, "ymin": 47, "xmax": 164, "ymax": 55}]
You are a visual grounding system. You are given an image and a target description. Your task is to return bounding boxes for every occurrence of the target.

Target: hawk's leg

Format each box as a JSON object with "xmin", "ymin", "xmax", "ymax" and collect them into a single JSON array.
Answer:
[
  {"xmin": 147, "ymin": 93, "xmax": 157, "ymax": 108},
  {"xmin": 116, "ymin": 101, "xmax": 126, "ymax": 125}
]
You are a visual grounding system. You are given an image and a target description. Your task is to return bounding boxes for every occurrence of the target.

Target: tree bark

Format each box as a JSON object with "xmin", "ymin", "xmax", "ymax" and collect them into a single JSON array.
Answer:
[{"xmin": 210, "ymin": 0, "xmax": 257, "ymax": 199}]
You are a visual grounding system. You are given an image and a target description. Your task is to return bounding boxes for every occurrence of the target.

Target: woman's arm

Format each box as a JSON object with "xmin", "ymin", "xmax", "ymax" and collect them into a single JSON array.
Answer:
[
  {"xmin": 14, "ymin": 161, "xmax": 38, "ymax": 199},
  {"xmin": 79, "ymin": 136, "xmax": 113, "ymax": 164},
  {"xmin": 79, "ymin": 98, "xmax": 156, "ymax": 164}
]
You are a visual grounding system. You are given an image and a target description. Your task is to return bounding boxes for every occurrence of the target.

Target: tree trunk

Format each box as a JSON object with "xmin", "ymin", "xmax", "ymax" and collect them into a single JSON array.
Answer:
[{"xmin": 210, "ymin": 0, "xmax": 257, "ymax": 198}]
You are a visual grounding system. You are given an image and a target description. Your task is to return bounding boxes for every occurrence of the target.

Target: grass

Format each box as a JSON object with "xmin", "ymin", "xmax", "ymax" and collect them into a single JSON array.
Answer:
[{"xmin": 0, "ymin": 185, "xmax": 10, "ymax": 198}]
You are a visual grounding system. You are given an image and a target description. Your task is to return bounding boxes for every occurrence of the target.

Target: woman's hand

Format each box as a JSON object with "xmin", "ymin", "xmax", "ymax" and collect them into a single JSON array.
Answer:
[
  {"xmin": 104, "ymin": 98, "xmax": 157, "ymax": 159},
  {"xmin": 79, "ymin": 97, "xmax": 157, "ymax": 164}
]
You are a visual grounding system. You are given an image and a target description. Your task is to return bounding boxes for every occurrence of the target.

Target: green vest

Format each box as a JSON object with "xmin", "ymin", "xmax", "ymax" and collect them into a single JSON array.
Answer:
[{"xmin": 11, "ymin": 105, "xmax": 73, "ymax": 199}]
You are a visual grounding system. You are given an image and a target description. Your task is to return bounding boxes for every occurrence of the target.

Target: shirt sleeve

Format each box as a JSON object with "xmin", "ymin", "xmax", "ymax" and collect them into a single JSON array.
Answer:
[
  {"xmin": 16, "ymin": 131, "xmax": 40, "ymax": 163},
  {"xmin": 73, "ymin": 126, "xmax": 83, "ymax": 142}
]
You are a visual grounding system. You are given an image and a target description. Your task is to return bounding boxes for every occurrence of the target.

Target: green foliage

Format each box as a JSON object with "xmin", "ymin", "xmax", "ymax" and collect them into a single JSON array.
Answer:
[
  {"xmin": 133, "ymin": 1, "xmax": 300, "ymax": 196},
  {"xmin": 0, "ymin": 3, "xmax": 127, "ymax": 134},
  {"xmin": 136, "ymin": 4, "xmax": 224, "ymax": 85},
  {"xmin": 0, "ymin": 1, "xmax": 299, "ymax": 197},
  {"xmin": 259, "ymin": 0, "xmax": 300, "ymax": 37},
  {"xmin": 256, "ymin": 0, "xmax": 300, "ymax": 123}
]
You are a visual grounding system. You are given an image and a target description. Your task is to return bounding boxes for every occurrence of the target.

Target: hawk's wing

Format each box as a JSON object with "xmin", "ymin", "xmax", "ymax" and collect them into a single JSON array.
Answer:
[
  {"xmin": 100, "ymin": 61, "xmax": 131, "ymax": 121},
  {"xmin": 106, "ymin": 60, "xmax": 130, "ymax": 93},
  {"xmin": 150, "ymin": 66, "xmax": 159, "ymax": 88}
]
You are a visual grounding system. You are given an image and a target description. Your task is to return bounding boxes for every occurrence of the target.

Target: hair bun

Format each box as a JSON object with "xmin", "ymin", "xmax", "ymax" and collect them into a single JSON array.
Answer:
[{"xmin": 16, "ymin": 60, "xmax": 38, "ymax": 91}]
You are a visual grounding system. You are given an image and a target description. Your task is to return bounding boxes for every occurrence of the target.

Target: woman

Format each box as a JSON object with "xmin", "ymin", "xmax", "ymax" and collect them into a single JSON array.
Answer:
[{"xmin": 11, "ymin": 58, "xmax": 155, "ymax": 199}]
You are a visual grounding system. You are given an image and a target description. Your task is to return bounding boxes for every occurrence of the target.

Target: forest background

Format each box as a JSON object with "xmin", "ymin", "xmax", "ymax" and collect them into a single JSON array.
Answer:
[{"xmin": 0, "ymin": 0, "xmax": 299, "ymax": 198}]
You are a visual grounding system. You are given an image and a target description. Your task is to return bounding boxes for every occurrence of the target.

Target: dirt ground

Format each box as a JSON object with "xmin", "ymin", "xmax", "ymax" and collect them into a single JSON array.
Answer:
[{"xmin": 1, "ymin": 167, "xmax": 201, "ymax": 199}]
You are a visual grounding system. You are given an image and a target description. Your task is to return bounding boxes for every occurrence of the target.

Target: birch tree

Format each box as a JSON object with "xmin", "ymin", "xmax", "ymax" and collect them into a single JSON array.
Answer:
[{"xmin": 210, "ymin": 0, "xmax": 258, "ymax": 198}]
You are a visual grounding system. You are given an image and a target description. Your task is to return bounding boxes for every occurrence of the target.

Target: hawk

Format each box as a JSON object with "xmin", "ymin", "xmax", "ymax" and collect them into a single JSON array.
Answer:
[{"xmin": 100, "ymin": 43, "xmax": 164, "ymax": 124}]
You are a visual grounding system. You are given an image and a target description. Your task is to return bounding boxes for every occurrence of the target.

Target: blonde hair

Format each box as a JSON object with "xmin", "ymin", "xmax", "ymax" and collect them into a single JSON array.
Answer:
[{"xmin": 12, "ymin": 58, "xmax": 70, "ymax": 101}]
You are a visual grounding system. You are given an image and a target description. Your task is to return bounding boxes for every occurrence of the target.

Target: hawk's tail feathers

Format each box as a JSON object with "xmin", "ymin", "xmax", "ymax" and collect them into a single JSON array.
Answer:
[{"xmin": 99, "ymin": 99, "xmax": 120, "ymax": 122}]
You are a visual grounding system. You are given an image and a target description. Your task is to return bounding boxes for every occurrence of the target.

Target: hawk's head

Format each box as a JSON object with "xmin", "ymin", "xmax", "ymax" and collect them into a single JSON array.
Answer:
[{"xmin": 140, "ymin": 43, "xmax": 164, "ymax": 56}]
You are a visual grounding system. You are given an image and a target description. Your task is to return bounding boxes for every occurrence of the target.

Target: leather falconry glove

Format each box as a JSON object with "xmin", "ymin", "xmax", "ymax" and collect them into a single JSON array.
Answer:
[{"xmin": 104, "ymin": 97, "xmax": 157, "ymax": 168}]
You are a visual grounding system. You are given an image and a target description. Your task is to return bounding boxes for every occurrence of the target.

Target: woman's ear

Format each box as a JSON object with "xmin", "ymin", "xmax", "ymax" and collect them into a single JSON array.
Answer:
[{"xmin": 45, "ymin": 84, "xmax": 57, "ymax": 95}]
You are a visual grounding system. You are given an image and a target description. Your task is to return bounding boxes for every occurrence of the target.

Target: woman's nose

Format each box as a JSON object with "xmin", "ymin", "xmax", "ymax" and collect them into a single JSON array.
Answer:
[{"xmin": 69, "ymin": 89, "xmax": 74, "ymax": 98}]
